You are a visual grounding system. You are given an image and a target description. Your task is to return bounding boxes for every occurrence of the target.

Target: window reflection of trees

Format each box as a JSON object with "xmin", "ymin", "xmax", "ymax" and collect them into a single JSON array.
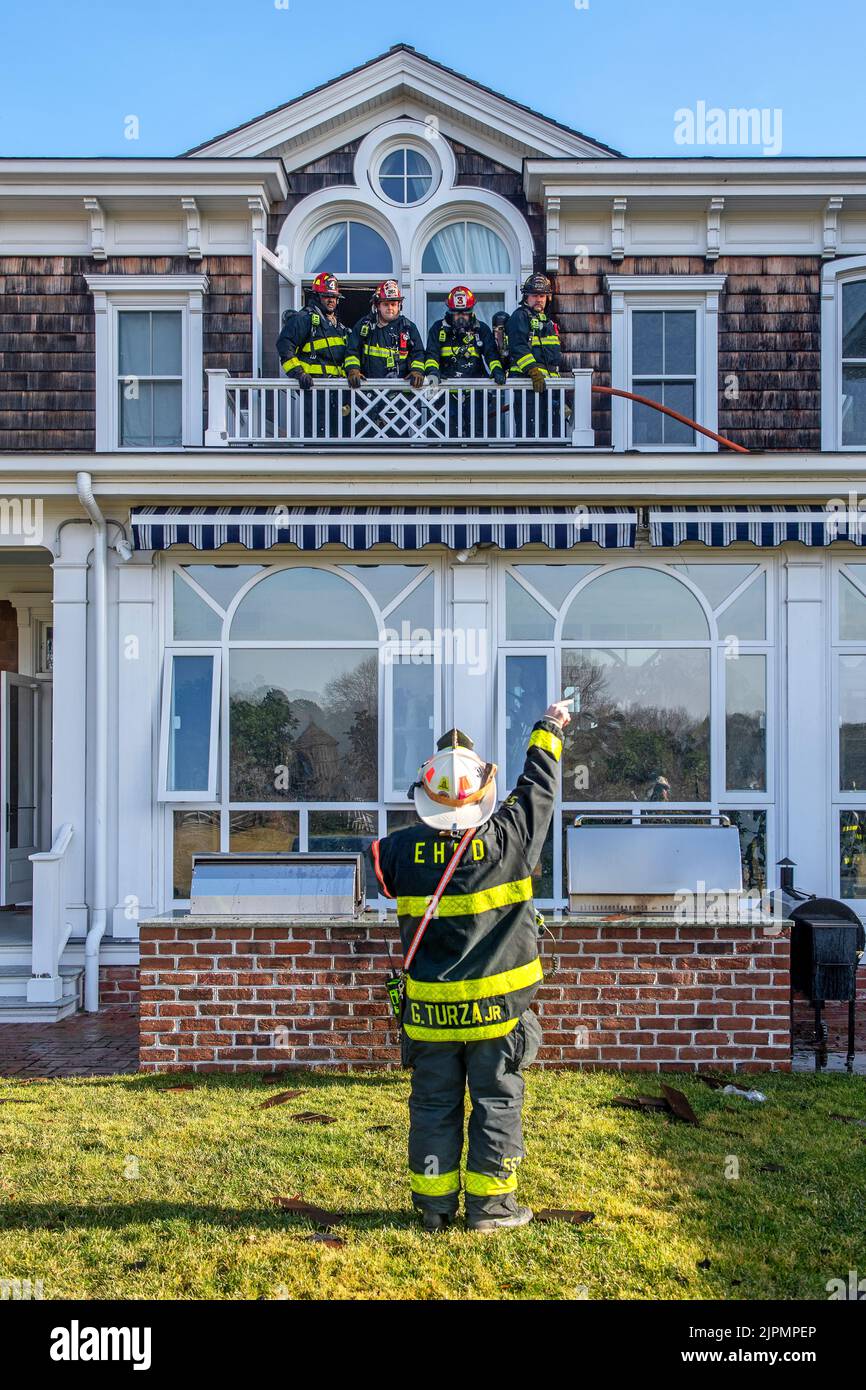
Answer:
[
  {"xmin": 229, "ymin": 652, "xmax": 379, "ymax": 802},
  {"xmin": 561, "ymin": 649, "xmax": 710, "ymax": 802}
]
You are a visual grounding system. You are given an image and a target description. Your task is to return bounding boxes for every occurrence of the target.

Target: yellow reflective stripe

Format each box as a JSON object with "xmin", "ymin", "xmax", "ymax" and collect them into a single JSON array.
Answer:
[
  {"xmin": 404, "ymin": 1017, "xmax": 518, "ymax": 1043},
  {"xmin": 365, "ymin": 345, "xmax": 397, "ymax": 358},
  {"xmin": 410, "ymin": 1169, "xmax": 460, "ymax": 1196},
  {"xmin": 528, "ymin": 728, "xmax": 562, "ymax": 760},
  {"xmin": 406, "ymin": 955, "xmax": 542, "ymax": 1003},
  {"xmin": 282, "ymin": 357, "xmax": 301, "ymax": 372},
  {"xmin": 424, "ymin": 358, "xmax": 440, "ymax": 371},
  {"xmin": 344, "ymin": 354, "xmax": 361, "ymax": 369},
  {"xmin": 305, "ymin": 337, "xmax": 345, "ymax": 350},
  {"xmin": 465, "ymin": 1170, "xmax": 518, "ymax": 1196},
  {"xmin": 397, "ymin": 876, "xmax": 533, "ymax": 919},
  {"xmin": 515, "ymin": 352, "xmax": 536, "ymax": 371}
]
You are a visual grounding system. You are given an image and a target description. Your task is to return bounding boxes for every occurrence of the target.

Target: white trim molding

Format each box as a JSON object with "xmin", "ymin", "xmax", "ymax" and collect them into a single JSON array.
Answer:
[
  {"xmin": 605, "ymin": 274, "xmax": 727, "ymax": 453},
  {"xmin": 85, "ymin": 274, "xmax": 209, "ymax": 451},
  {"xmin": 822, "ymin": 254, "xmax": 866, "ymax": 451},
  {"xmin": 83, "ymin": 196, "xmax": 107, "ymax": 261}
]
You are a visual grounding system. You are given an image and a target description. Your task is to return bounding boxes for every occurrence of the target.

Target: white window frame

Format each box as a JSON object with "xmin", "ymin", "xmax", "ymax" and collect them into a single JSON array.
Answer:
[
  {"xmin": 86, "ymin": 274, "xmax": 208, "ymax": 450},
  {"xmin": 821, "ymin": 255, "xmax": 866, "ymax": 451},
  {"xmin": 158, "ymin": 647, "xmax": 221, "ymax": 803},
  {"xmin": 605, "ymin": 275, "xmax": 726, "ymax": 452},
  {"xmin": 497, "ymin": 555, "xmax": 775, "ymax": 908},
  {"xmin": 830, "ymin": 557, "xmax": 866, "ymax": 902},
  {"xmin": 161, "ymin": 556, "xmax": 445, "ymax": 908}
]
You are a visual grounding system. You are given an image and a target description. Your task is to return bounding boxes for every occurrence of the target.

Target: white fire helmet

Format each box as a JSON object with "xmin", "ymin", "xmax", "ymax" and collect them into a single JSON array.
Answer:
[{"xmin": 411, "ymin": 728, "xmax": 498, "ymax": 830}]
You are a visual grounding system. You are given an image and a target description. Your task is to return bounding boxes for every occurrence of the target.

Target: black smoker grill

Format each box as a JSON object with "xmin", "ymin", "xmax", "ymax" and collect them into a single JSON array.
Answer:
[{"xmin": 774, "ymin": 860, "xmax": 865, "ymax": 1069}]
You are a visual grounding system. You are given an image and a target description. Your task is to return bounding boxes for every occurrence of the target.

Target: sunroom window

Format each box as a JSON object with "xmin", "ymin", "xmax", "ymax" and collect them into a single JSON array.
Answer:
[
  {"xmin": 834, "ymin": 562, "xmax": 866, "ymax": 898},
  {"xmin": 164, "ymin": 561, "xmax": 441, "ymax": 904},
  {"xmin": 500, "ymin": 561, "xmax": 773, "ymax": 905}
]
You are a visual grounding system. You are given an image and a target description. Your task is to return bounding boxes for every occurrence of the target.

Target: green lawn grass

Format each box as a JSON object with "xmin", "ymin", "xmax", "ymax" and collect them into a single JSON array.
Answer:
[{"xmin": 1, "ymin": 1069, "xmax": 864, "ymax": 1300}]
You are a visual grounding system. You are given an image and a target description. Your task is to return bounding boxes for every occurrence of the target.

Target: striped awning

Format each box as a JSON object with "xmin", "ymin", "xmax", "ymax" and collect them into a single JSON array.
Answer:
[
  {"xmin": 130, "ymin": 505, "xmax": 637, "ymax": 552},
  {"xmin": 649, "ymin": 505, "xmax": 866, "ymax": 548}
]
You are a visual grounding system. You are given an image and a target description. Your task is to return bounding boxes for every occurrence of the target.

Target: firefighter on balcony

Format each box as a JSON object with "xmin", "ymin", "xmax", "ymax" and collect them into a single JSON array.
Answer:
[
  {"xmin": 491, "ymin": 310, "xmax": 512, "ymax": 374},
  {"xmin": 507, "ymin": 272, "xmax": 563, "ymax": 438},
  {"xmin": 371, "ymin": 700, "xmax": 572, "ymax": 1233},
  {"xmin": 276, "ymin": 271, "xmax": 350, "ymax": 437},
  {"xmin": 424, "ymin": 285, "xmax": 505, "ymax": 439},
  {"xmin": 344, "ymin": 280, "xmax": 426, "ymax": 387}
]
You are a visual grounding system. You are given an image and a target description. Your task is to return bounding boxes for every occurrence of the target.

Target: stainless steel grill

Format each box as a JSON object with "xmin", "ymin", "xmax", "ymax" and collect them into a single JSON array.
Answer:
[
  {"xmin": 566, "ymin": 812, "xmax": 743, "ymax": 917},
  {"xmin": 189, "ymin": 852, "xmax": 365, "ymax": 918}
]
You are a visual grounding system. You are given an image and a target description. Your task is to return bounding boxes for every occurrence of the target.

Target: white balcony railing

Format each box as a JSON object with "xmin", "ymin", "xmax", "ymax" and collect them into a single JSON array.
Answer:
[
  {"xmin": 27, "ymin": 823, "xmax": 74, "ymax": 1005},
  {"xmin": 205, "ymin": 368, "xmax": 595, "ymax": 448}
]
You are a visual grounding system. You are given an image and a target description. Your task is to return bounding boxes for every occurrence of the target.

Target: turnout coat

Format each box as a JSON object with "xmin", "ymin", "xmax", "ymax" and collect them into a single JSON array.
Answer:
[{"xmin": 372, "ymin": 718, "xmax": 563, "ymax": 1043}]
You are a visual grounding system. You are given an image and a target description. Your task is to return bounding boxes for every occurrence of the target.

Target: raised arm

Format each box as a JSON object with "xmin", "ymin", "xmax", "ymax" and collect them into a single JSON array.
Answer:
[{"xmin": 493, "ymin": 701, "xmax": 572, "ymax": 869}]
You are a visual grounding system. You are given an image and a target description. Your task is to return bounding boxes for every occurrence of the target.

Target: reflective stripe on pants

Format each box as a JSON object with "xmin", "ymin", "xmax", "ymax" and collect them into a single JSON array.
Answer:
[{"xmin": 405, "ymin": 1007, "xmax": 543, "ymax": 1218}]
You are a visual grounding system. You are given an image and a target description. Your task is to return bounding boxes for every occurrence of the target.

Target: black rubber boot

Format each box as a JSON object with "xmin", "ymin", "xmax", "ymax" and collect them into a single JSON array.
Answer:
[
  {"xmin": 421, "ymin": 1210, "xmax": 454, "ymax": 1233},
  {"xmin": 467, "ymin": 1205, "xmax": 533, "ymax": 1233}
]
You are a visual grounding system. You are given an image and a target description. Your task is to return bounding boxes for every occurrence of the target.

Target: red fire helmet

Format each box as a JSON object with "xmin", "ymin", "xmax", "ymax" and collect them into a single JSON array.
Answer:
[
  {"xmin": 373, "ymin": 278, "xmax": 404, "ymax": 304},
  {"xmin": 311, "ymin": 272, "xmax": 342, "ymax": 299},
  {"xmin": 447, "ymin": 285, "xmax": 476, "ymax": 312}
]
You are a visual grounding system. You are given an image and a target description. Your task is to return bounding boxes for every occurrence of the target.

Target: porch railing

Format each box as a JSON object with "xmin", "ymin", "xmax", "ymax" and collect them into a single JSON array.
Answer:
[
  {"xmin": 205, "ymin": 367, "xmax": 595, "ymax": 448},
  {"xmin": 27, "ymin": 823, "xmax": 74, "ymax": 1005}
]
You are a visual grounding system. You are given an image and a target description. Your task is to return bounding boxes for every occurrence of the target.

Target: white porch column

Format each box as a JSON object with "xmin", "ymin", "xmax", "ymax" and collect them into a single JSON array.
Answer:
[
  {"xmin": 111, "ymin": 553, "xmax": 158, "ymax": 936},
  {"xmin": 449, "ymin": 561, "xmax": 492, "ymax": 754},
  {"xmin": 50, "ymin": 526, "xmax": 91, "ymax": 937},
  {"xmin": 783, "ymin": 555, "xmax": 830, "ymax": 894}
]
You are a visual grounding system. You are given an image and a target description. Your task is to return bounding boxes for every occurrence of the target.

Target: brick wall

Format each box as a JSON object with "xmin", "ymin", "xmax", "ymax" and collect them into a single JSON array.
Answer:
[
  {"xmin": 98, "ymin": 964, "xmax": 140, "ymax": 1012},
  {"xmin": 139, "ymin": 918, "xmax": 792, "ymax": 1074},
  {"xmin": 792, "ymin": 975, "xmax": 866, "ymax": 1053}
]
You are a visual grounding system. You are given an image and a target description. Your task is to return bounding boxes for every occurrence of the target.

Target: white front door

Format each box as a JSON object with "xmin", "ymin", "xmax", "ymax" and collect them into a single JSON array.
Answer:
[{"xmin": 0, "ymin": 672, "xmax": 46, "ymax": 905}]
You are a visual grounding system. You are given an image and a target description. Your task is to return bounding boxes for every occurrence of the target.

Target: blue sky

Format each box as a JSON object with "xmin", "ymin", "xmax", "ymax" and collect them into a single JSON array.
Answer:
[{"xmin": 0, "ymin": 0, "xmax": 863, "ymax": 158}]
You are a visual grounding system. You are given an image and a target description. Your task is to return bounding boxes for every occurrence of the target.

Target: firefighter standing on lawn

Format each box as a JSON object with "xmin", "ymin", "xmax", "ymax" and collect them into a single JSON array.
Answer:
[
  {"xmin": 276, "ymin": 271, "xmax": 350, "ymax": 436},
  {"xmin": 344, "ymin": 279, "xmax": 426, "ymax": 387},
  {"xmin": 507, "ymin": 272, "xmax": 563, "ymax": 436},
  {"xmin": 371, "ymin": 700, "xmax": 572, "ymax": 1232}
]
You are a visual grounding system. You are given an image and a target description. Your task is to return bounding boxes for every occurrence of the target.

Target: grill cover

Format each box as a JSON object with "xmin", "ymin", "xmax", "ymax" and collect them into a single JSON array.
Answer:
[
  {"xmin": 189, "ymin": 852, "xmax": 364, "ymax": 917},
  {"xmin": 567, "ymin": 819, "xmax": 743, "ymax": 916}
]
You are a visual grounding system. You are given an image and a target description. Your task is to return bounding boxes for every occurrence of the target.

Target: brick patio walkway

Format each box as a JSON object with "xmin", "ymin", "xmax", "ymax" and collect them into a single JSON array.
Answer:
[{"xmin": 0, "ymin": 1008, "xmax": 139, "ymax": 1077}]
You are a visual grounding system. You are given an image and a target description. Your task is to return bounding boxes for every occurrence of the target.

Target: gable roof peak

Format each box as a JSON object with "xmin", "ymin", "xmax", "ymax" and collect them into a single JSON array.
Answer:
[{"xmin": 185, "ymin": 43, "xmax": 621, "ymax": 162}]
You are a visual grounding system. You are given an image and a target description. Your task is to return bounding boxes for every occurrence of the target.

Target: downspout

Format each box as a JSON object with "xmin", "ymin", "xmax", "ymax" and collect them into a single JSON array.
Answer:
[{"xmin": 76, "ymin": 472, "xmax": 108, "ymax": 1013}]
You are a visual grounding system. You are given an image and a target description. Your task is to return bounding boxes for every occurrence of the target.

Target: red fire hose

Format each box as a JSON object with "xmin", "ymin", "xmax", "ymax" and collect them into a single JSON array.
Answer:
[{"xmin": 590, "ymin": 384, "xmax": 749, "ymax": 454}]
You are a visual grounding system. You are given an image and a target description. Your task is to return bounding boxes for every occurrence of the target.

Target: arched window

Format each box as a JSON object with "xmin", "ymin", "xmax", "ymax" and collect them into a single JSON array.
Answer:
[
  {"xmin": 422, "ymin": 222, "xmax": 510, "ymax": 275},
  {"xmin": 419, "ymin": 220, "xmax": 513, "ymax": 333},
  {"xmin": 162, "ymin": 561, "xmax": 441, "ymax": 903},
  {"xmin": 303, "ymin": 220, "xmax": 393, "ymax": 277},
  {"xmin": 500, "ymin": 560, "xmax": 773, "ymax": 905}
]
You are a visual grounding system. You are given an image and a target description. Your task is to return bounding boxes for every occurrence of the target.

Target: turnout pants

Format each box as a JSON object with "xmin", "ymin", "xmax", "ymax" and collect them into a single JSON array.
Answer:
[{"xmin": 403, "ymin": 1008, "xmax": 543, "ymax": 1220}]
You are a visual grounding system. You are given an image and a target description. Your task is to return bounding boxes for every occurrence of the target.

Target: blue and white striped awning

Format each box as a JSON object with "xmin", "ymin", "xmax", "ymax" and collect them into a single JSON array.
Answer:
[
  {"xmin": 130, "ymin": 505, "xmax": 637, "ymax": 552},
  {"xmin": 650, "ymin": 505, "xmax": 866, "ymax": 548}
]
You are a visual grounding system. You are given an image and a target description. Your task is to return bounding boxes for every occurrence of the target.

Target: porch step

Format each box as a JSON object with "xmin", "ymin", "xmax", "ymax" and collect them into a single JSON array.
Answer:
[{"xmin": 0, "ymin": 964, "xmax": 83, "ymax": 1021}]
